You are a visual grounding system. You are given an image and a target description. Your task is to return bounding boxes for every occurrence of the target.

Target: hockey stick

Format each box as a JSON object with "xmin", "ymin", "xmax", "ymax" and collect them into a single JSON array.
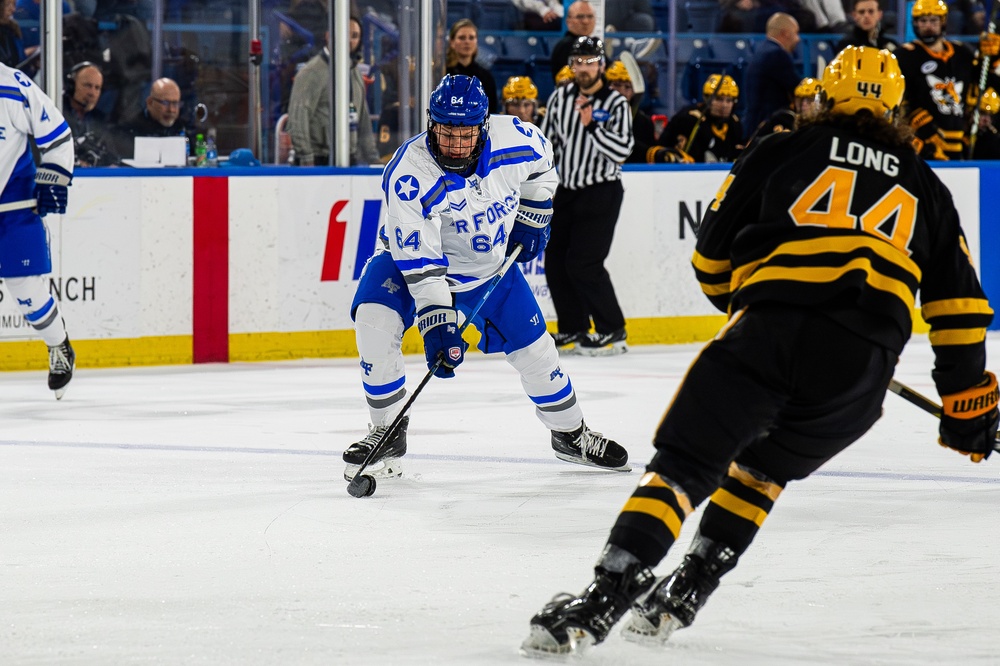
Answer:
[
  {"xmin": 0, "ymin": 199, "xmax": 36, "ymax": 213},
  {"xmin": 969, "ymin": 2, "xmax": 1000, "ymax": 156},
  {"xmin": 887, "ymin": 378, "xmax": 1000, "ymax": 452},
  {"xmin": 347, "ymin": 244, "xmax": 524, "ymax": 498},
  {"xmin": 619, "ymin": 50, "xmax": 646, "ymax": 116}
]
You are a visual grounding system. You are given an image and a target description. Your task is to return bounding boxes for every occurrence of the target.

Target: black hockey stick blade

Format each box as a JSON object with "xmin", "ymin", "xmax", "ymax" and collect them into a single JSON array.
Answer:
[
  {"xmin": 346, "ymin": 245, "xmax": 524, "ymax": 497},
  {"xmin": 887, "ymin": 379, "xmax": 1000, "ymax": 451}
]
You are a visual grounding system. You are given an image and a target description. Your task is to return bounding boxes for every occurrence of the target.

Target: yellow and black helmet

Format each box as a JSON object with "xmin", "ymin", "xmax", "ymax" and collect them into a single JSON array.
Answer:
[
  {"xmin": 794, "ymin": 77, "xmax": 822, "ymax": 99},
  {"xmin": 822, "ymin": 46, "xmax": 904, "ymax": 118},
  {"xmin": 605, "ymin": 61, "xmax": 630, "ymax": 83},
  {"xmin": 503, "ymin": 76, "xmax": 538, "ymax": 101},
  {"xmin": 702, "ymin": 74, "xmax": 739, "ymax": 99},
  {"xmin": 911, "ymin": 0, "xmax": 948, "ymax": 20},
  {"xmin": 981, "ymin": 88, "xmax": 1000, "ymax": 114},
  {"xmin": 555, "ymin": 65, "xmax": 575, "ymax": 85}
]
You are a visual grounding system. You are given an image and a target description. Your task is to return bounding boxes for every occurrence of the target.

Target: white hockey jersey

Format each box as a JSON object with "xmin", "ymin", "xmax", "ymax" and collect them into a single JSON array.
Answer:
[
  {"xmin": 380, "ymin": 114, "xmax": 558, "ymax": 312},
  {"xmin": 0, "ymin": 64, "xmax": 73, "ymax": 205}
]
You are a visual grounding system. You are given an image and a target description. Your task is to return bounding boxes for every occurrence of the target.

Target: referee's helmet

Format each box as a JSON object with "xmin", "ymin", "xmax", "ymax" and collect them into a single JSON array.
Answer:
[
  {"xmin": 568, "ymin": 36, "xmax": 605, "ymax": 65},
  {"xmin": 427, "ymin": 74, "xmax": 490, "ymax": 172},
  {"xmin": 821, "ymin": 46, "xmax": 904, "ymax": 119}
]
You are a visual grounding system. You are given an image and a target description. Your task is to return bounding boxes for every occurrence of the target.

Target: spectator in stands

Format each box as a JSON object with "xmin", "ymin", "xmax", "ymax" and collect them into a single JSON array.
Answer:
[
  {"xmin": 605, "ymin": 0, "xmax": 656, "ymax": 32},
  {"xmin": 742, "ymin": 12, "xmax": 800, "ymax": 141},
  {"xmin": 754, "ymin": 0, "xmax": 816, "ymax": 32},
  {"xmin": 512, "ymin": 0, "xmax": 563, "ymax": 31},
  {"xmin": 445, "ymin": 19, "xmax": 498, "ymax": 113},
  {"xmin": 289, "ymin": 23, "xmax": 379, "ymax": 166},
  {"xmin": 718, "ymin": 0, "xmax": 761, "ymax": 33},
  {"xmin": 550, "ymin": 0, "xmax": 597, "ymax": 81},
  {"xmin": 948, "ymin": 0, "xmax": 986, "ymax": 35},
  {"xmin": 118, "ymin": 77, "xmax": 189, "ymax": 159},
  {"xmin": 63, "ymin": 62, "xmax": 118, "ymax": 166},
  {"xmin": 837, "ymin": 0, "xmax": 897, "ymax": 51},
  {"xmin": 503, "ymin": 76, "xmax": 543, "ymax": 123},
  {"xmin": 0, "ymin": 0, "xmax": 24, "ymax": 68},
  {"xmin": 13, "ymin": 0, "xmax": 72, "ymax": 57},
  {"xmin": 800, "ymin": 0, "xmax": 849, "ymax": 31},
  {"xmin": 274, "ymin": 0, "xmax": 328, "ymax": 115}
]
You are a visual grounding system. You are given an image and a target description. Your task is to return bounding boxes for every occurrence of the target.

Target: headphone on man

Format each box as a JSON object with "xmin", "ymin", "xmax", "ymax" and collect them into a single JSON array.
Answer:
[{"xmin": 65, "ymin": 61, "xmax": 98, "ymax": 98}]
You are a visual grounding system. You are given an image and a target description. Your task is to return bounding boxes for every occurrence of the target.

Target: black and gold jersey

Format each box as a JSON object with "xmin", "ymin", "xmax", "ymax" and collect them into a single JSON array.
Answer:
[
  {"xmin": 693, "ymin": 119, "xmax": 993, "ymax": 393},
  {"xmin": 896, "ymin": 41, "xmax": 977, "ymax": 159},
  {"xmin": 659, "ymin": 103, "xmax": 743, "ymax": 163}
]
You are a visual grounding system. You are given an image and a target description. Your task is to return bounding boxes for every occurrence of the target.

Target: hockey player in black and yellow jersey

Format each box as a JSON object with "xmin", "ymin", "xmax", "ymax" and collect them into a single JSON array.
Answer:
[
  {"xmin": 896, "ymin": 0, "xmax": 1000, "ymax": 159},
  {"xmin": 970, "ymin": 88, "xmax": 1000, "ymax": 159},
  {"xmin": 520, "ymin": 46, "xmax": 998, "ymax": 659},
  {"xmin": 747, "ymin": 76, "xmax": 823, "ymax": 146},
  {"xmin": 658, "ymin": 74, "xmax": 744, "ymax": 163}
]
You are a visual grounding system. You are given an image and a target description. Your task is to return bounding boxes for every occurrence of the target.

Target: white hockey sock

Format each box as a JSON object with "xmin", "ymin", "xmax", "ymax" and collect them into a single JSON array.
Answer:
[
  {"xmin": 355, "ymin": 303, "xmax": 408, "ymax": 426},
  {"xmin": 507, "ymin": 334, "xmax": 584, "ymax": 432},
  {"xmin": 5, "ymin": 275, "xmax": 67, "ymax": 346}
]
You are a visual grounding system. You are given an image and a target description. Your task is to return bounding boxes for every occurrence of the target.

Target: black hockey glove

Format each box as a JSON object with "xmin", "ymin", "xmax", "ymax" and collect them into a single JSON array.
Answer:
[
  {"xmin": 34, "ymin": 164, "xmax": 72, "ymax": 216},
  {"xmin": 417, "ymin": 305, "xmax": 467, "ymax": 379},
  {"xmin": 509, "ymin": 198, "xmax": 552, "ymax": 262},
  {"xmin": 939, "ymin": 371, "xmax": 999, "ymax": 463}
]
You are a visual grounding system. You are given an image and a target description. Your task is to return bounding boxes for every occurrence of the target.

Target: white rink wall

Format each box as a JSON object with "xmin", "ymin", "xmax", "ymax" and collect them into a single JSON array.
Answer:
[{"xmin": 0, "ymin": 166, "xmax": 983, "ymax": 369}]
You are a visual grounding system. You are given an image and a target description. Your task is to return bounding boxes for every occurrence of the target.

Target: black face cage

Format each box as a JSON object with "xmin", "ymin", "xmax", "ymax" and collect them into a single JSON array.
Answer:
[{"xmin": 426, "ymin": 115, "xmax": 489, "ymax": 172}]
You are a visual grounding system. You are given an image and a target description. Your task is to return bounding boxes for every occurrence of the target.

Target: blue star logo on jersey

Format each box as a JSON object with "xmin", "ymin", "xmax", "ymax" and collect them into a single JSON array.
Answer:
[
  {"xmin": 394, "ymin": 175, "xmax": 420, "ymax": 201},
  {"xmin": 513, "ymin": 117, "xmax": 533, "ymax": 137},
  {"xmin": 13, "ymin": 71, "xmax": 30, "ymax": 87}
]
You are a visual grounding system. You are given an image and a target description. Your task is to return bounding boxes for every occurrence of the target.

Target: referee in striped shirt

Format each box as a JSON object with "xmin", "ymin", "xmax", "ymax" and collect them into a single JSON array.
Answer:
[{"xmin": 539, "ymin": 36, "xmax": 633, "ymax": 357}]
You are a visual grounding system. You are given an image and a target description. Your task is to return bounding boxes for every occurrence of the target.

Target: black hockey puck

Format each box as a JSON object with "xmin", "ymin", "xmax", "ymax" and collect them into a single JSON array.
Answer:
[{"xmin": 347, "ymin": 474, "xmax": 377, "ymax": 498}]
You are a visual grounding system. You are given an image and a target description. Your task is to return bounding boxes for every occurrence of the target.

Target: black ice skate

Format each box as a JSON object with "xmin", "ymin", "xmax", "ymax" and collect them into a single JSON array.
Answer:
[
  {"xmin": 551, "ymin": 331, "xmax": 585, "ymax": 355},
  {"xmin": 621, "ymin": 536, "xmax": 738, "ymax": 645},
  {"xmin": 343, "ymin": 416, "xmax": 408, "ymax": 481},
  {"xmin": 520, "ymin": 561, "xmax": 654, "ymax": 658},
  {"xmin": 551, "ymin": 423, "xmax": 630, "ymax": 471},
  {"xmin": 577, "ymin": 327, "xmax": 628, "ymax": 357},
  {"xmin": 47, "ymin": 337, "xmax": 75, "ymax": 400}
]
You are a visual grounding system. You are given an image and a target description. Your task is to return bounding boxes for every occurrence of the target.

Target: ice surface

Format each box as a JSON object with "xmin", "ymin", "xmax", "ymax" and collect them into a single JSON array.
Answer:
[{"xmin": 1, "ymin": 336, "xmax": 998, "ymax": 665}]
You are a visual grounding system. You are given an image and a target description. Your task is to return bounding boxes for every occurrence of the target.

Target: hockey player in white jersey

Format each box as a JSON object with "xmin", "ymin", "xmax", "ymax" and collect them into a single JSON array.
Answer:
[
  {"xmin": 0, "ymin": 63, "xmax": 76, "ymax": 399},
  {"xmin": 344, "ymin": 74, "xmax": 630, "ymax": 481}
]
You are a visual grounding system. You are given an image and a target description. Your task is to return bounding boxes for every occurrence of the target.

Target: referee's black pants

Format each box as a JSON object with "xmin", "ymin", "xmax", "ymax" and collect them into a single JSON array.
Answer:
[
  {"xmin": 606, "ymin": 304, "xmax": 897, "ymax": 567},
  {"xmin": 546, "ymin": 180, "xmax": 626, "ymax": 335}
]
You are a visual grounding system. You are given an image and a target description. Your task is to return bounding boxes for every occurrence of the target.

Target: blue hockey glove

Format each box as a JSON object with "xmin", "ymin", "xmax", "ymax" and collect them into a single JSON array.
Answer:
[
  {"xmin": 939, "ymin": 371, "xmax": 999, "ymax": 463},
  {"xmin": 508, "ymin": 197, "xmax": 552, "ymax": 262},
  {"xmin": 417, "ymin": 305, "xmax": 467, "ymax": 378},
  {"xmin": 34, "ymin": 164, "xmax": 72, "ymax": 216}
]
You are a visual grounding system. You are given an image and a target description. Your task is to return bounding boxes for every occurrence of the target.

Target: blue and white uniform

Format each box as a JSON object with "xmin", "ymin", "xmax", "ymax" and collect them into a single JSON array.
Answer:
[
  {"xmin": 0, "ymin": 63, "xmax": 74, "ymax": 348},
  {"xmin": 352, "ymin": 114, "xmax": 584, "ymax": 433}
]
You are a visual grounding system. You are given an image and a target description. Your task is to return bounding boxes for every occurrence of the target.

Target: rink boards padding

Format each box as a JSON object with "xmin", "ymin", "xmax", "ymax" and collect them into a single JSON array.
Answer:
[{"xmin": 0, "ymin": 164, "xmax": 980, "ymax": 369}]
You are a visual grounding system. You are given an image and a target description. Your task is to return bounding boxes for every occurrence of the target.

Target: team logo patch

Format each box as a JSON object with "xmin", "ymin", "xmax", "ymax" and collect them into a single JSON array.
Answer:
[
  {"xmin": 920, "ymin": 61, "xmax": 937, "ymax": 75},
  {"xmin": 394, "ymin": 175, "xmax": 420, "ymax": 201},
  {"xmin": 449, "ymin": 346, "xmax": 462, "ymax": 361},
  {"xmin": 593, "ymin": 109, "xmax": 610, "ymax": 122}
]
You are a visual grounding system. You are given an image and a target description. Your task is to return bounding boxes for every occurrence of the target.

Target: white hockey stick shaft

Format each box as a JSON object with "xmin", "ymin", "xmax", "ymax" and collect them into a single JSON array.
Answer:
[{"xmin": 0, "ymin": 199, "xmax": 36, "ymax": 213}]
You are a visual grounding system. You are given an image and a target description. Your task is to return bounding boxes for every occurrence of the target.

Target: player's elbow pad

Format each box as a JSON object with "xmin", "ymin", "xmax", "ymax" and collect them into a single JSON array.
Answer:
[{"xmin": 516, "ymin": 198, "xmax": 553, "ymax": 228}]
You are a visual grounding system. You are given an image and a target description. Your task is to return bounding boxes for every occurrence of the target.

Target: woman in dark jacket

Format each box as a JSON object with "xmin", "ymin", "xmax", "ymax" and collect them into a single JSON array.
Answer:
[{"xmin": 445, "ymin": 19, "xmax": 498, "ymax": 113}]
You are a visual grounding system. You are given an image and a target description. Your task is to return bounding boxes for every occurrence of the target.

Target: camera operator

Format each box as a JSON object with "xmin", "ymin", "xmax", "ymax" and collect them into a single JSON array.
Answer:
[{"xmin": 63, "ymin": 62, "xmax": 119, "ymax": 166}]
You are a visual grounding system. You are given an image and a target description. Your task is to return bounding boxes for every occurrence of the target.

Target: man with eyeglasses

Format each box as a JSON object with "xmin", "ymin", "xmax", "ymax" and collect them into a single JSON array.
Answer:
[
  {"xmin": 549, "ymin": 0, "xmax": 596, "ymax": 82},
  {"xmin": 118, "ymin": 78, "xmax": 190, "ymax": 159},
  {"xmin": 836, "ymin": 0, "xmax": 897, "ymax": 52}
]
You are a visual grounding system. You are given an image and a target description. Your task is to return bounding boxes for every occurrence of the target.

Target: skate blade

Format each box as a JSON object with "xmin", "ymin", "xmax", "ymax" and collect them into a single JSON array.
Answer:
[
  {"xmin": 620, "ymin": 611, "xmax": 684, "ymax": 646},
  {"xmin": 343, "ymin": 457, "xmax": 403, "ymax": 482},
  {"xmin": 519, "ymin": 625, "xmax": 594, "ymax": 660},
  {"xmin": 54, "ymin": 387, "xmax": 67, "ymax": 400},
  {"xmin": 554, "ymin": 452, "xmax": 632, "ymax": 473},
  {"xmin": 576, "ymin": 342, "xmax": 628, "ymax": 357},
  {"xmin": 555, "ymin": 344, "xmax": 582, "ymax": 356}
]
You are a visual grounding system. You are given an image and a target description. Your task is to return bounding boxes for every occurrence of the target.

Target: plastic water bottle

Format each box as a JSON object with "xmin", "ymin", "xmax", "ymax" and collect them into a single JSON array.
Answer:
[
  {"xmin": 194, "ymin": 133, "xmax": 207, "ymax": 167},
  {"xmin": 206, "ymin": 128, "xmax": 218, "ymax": 167}
]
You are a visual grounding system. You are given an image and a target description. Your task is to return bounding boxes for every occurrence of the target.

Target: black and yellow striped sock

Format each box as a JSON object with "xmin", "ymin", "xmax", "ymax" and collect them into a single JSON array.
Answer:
[
  {"xmin": 698, "ymin": 462, "xmax": 784, "ymax": 554},
  {"xmin": 608, "ymin": 471, "xmax": 694, "ymax": 567}
]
